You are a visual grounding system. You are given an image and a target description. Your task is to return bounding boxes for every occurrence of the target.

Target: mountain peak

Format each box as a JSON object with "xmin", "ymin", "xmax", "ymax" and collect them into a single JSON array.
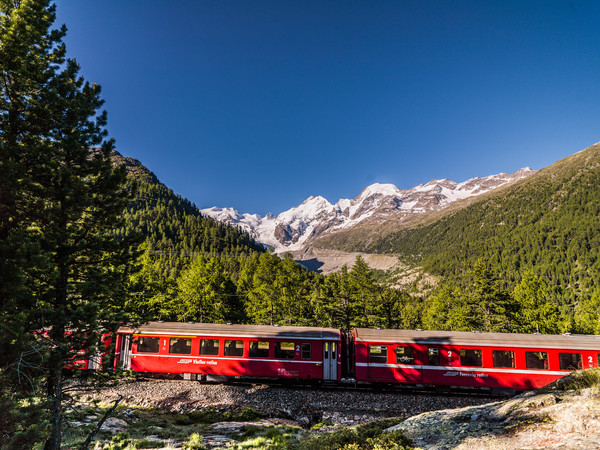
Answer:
[
  {"xmin": 359, "ymin": 183, "xmax": 403, "ymax": 198},
  {"xmin": 200, "ymin": 167, "xmax": 535, "ymax": 253}
]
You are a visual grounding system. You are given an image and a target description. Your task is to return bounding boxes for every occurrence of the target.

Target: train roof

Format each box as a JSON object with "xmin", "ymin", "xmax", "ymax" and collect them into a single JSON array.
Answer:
[
  {"xmin": 118, "ymin": 322, "xmax": 341, "ymax": 340},
  {"xmin": 354, "ymin": 328, "xmax": 600, "ymax": 350}
]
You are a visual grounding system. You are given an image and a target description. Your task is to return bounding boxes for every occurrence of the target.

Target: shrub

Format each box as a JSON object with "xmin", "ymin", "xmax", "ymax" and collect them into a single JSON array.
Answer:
[
  {"xmin": 296, "ymin": 418, "xmax": 411, "ymax": 449},
  {"xmin": 542, "ymin": 368, "xmax": 600, "ymax": 393},
  {"xmin": 182, "ymin": 432, "xmax": 206, "ymax": 450}
]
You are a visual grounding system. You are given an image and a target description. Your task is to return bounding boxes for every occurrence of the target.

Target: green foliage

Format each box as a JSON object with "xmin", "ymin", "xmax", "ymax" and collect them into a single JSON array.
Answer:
[
  {"xmin": 184, "ymin": 407, "xmax": 263, "ymax": 424},
  {"xmin": 177, "ymin": 256, "xmax": 237, "ymax": 323},
  {"xmin": 542, "ymin": 368, "xmax": 600, "ymax": 393},
  {"xmin": 182, "ymin": 432, "xmax": 206, "ymax": 450},
  {"xmin": 513, "ymin": 271, "xmax": 561, "ymax": 333},
  {"xmin": 0, "ymin": 1, "xmax": 141, "ymax": 447},
  {"xmin": 0, "ymin": 388, "xmax": 49, "ymax": 449},
  {"xmin": 296, "ymin": 418, "xmax": 411, "ymax": 449}
]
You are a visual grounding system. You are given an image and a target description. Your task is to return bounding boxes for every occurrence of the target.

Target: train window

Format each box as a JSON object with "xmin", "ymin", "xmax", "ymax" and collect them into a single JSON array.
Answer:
[
  {"xmin": 369, "ymin": 345, "xmax": 388, "ymax": 363},
  {"xmin": 460, "ymin": 349, "xmax": 483, "ymax": 367},
  {"xmin": 396, "ymin": 346, "xmax": 415, "ymax": 364},
  {"xmin": 559, "ymin": 352, "xmax": 582, "ymax": 371},
  {"xmin": 224, "ymin": 340, "xmax": 244, "ymax": 357},
  {"xmin": 249, "ymin": 340, "xmax": 269, "ymax": 358},
  {"xmin": 169, "ymin": 338, "xmax": 192, "ymax": 355},
  {"xmin": 200, "ymin": 339, "xmax": 219, "ymax": 356},
  {"xmin": 525, "ymin": 351, "xmax": 548, "ymax": 369},
  {"xmin": 301, "ymin": 343, "xmax": 311, "ymax": 360},
  {"xmin": 136, "ymin": 336, "xmax": 159, "ymax": 353},
  {"xmin": 275, "ymin": 342, "xmax": 295, "ymax": 359},
  {"xmin": 492, "ymin": 350, "xmax": 515, "ymax": 368},
  {"xmin": 598, "ymin": 354, "xmax": 600, "ymax": 367},
  {"xmin": 428, "ymin": 347, "xmax": 439, "ymax": 365}
]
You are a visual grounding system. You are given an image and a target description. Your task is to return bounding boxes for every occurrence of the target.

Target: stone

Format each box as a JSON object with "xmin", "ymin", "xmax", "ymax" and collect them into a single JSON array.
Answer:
[{"xmin": 100, "ymin": 417, "xmax": 128, "ymax": 434}]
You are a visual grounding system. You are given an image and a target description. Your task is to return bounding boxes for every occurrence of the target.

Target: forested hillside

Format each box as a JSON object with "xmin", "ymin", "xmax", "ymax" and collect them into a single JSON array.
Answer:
[
  {"xmin": 364, "ymin": 143, "xmax": 600, "ymax": 333},
  {"xmin": 111, "ymin": 153, "xmax": 419, "ymax": 329},
  {"xmin": 112, "ymin": 152, "xmax": 265, "ymax": 275},
  {"xmin": 109, "ymin": 150, "xmax": 595, "ymax": 337}
]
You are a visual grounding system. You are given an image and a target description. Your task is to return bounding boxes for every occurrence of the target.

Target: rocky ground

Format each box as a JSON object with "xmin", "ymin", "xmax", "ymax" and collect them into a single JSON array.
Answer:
[
  {"xmin": 71, "ymin": 379, "xmax": 494, "ymax": 448},
  {"xmin": 78, "ymin": 379, "xmax": 494, "ymax": 428},
  {"xmin": 388, "ymin": 370, "xmax": 600, "ymax": 449},
  {"xmin": 71, "ymin": 370, "xmax": 600, "ymax": 448}
]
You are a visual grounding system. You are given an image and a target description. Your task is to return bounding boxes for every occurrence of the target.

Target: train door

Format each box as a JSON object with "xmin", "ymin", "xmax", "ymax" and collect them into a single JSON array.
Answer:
[
  {"xmin": 120, "ymin": 334, "xmax": 132, "ymax": 370},
  {"xmin": 87, "ymin": 351, "xmax": 102, "ymax": 370},
  {"xmin": 323, "ymin": 341, "xmax": 338, "ymax": 380}
]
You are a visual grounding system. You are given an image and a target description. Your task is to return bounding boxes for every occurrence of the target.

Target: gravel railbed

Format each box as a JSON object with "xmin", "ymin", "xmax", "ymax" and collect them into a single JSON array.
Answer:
[{"xmin": 77, "ymin": 378, "xmax": 497, "ymax": 427}]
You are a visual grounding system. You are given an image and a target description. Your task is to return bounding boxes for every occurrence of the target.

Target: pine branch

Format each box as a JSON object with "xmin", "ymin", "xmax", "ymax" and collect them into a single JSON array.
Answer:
[{"xmin": 79, "ymin": 394, "xmax": 122, "ymax": 450}]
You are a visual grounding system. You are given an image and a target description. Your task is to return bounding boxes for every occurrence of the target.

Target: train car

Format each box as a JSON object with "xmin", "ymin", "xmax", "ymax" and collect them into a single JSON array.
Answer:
[
  {"xmin": 115, "ymin": 322, "xmax": 342, "ymax": 382},
  {"xmin": 352, "ymin": 328, "xmax": 600, "ymax": 390}
]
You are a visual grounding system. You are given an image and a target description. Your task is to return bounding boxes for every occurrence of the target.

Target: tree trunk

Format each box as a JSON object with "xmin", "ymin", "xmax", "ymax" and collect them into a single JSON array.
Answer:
[{"xmin": 44, "ymin": 367, "xmax": 63, "ymax": 450}]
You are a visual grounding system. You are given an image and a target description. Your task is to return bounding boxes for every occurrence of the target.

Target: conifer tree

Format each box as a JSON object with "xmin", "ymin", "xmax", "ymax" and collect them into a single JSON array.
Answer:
[
  {"xmin": 513, "ymin": 271, "xmax": 559, "ymax": 334},
  {"xmin": 0, "ymin": 1, "xmax": 135, "ymax": 448},
  {"xmin": 348, "ymin": 256, "xmax": 378, "ymax": 328},
  {"xmin": 0, "ymin": 0, "xmax": 65, "ymax": 385},
  {"xmin": 177, "ymin": 256, "xmax": 235, "ymax": 323},
  {"xmin": 465, "ymin": 258, "xmax": 516, "ymax": 332},
  {"xmin": 246, "ymin": 252, "xmax": 281, "ymax": 325},
  {"xmin": 0, "ymin": 0, "xmax": 66, "ymax": 445}
]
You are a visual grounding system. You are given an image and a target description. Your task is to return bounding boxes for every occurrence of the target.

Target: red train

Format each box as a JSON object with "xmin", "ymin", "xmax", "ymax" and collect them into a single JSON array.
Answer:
[{"xmin": 109, "ymin": 322, "xmax": 600, "ymax": 391}]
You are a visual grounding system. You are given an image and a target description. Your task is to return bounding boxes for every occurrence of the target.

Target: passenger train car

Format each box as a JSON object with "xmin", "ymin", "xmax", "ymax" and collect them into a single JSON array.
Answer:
[
  {"xmin": 115, "ymin": 322, "xmax": 342, "ymax": 382},
  {"xmin": 110, "ymin": 322, "xmax": 600, "ymax": 391},
  {"xmin": 353, "ymin": 328, "xmax": 600, "ymax": 390}
]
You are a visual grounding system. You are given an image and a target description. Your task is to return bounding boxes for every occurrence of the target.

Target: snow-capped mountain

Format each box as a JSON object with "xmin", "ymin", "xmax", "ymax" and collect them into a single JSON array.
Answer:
[{"xmin": 201, "ymin": 168, "xmax": 535, "ymax": 253}]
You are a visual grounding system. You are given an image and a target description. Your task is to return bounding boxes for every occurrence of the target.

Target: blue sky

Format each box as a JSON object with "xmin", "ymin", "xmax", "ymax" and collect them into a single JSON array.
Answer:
[{"xmin": 56, "ymin": 1, "xmax": 600, "ymax": 216}]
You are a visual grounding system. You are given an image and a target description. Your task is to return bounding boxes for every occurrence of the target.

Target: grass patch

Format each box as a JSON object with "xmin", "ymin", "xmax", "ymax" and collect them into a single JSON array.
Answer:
[
  {"xmin": 182, "ymin": 432, "xmax": 206, "ymax": 449},
  {"xmin": 503, "ymin": 413, "xmax": 553, "ymax": 436},
  {"xmin": 311, "ymin": 420, "xmax": 334, "ymax": 430},
  {"xmin": 541, "ymin": 368, "xmax": 600, "ymax": 393},
  {"xmin": 233, "ymin": 424, "xmax": 304, "ymax": 449},
  {"xmin": 184, "ymin": 407, "xmax": 263, "ymax": 424},
  {"xmin": 295, "ymin": 417, "xmax": 412, "ymax": 449},
  {"xmin": 62, "ymin": 404, "xmax": 262, "ymax": 448}
]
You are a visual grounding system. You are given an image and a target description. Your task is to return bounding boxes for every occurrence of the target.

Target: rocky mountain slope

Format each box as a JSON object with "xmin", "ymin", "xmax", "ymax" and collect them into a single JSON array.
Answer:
[
  {"xmin": 388, "ymin": 368, "xmax": 600, "ymax": 449},
  {"xmin": 201, "ymin": 168, "xmax": 534, "ymax": 254},
  {"xmin": 355, "ymin": 142, "xmax": 600, "ymax": 309}
]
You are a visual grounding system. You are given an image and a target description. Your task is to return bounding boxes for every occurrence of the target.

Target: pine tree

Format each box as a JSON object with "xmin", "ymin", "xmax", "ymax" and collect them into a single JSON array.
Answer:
[
  {"xmin": 0, "ymin": 0, "xmax": 65, "ymax": 385},
  {"xmin": 0, "ymin": 0, "xmax": 66, "ymax": 445},
  {"xmin": 348, "ymin": 256, "xmax": 378, "ymax": 328},
  {"xmin": 0, "ymin": 1, "xmax": 135, "ymax": 448},
  {"xmin": 464, "ymin": 258, "xmax": 516, "ymax": 332},
  {"xmin": 513, "ymin": 271, "xmax": 560, "ymax": 334},
  {"xmin": 177, "ymin": 256, "xmax": 235, "ymax": 323},
  {"xmin": 246, "ymin": 252, "xmax": 281, "ymax": 325}
]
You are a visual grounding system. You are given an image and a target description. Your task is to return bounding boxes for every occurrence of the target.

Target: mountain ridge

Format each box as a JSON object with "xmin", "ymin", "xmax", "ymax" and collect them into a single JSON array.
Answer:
[{"xmin": 201, "ymin": 168, "xmax": 535, "ymax": 254}]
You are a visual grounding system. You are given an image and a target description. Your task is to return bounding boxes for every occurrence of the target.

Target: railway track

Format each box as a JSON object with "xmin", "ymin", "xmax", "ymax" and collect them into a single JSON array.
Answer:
[{"xmin": 139, "ymin": 373, "xmax": 514, "ymax": 398}]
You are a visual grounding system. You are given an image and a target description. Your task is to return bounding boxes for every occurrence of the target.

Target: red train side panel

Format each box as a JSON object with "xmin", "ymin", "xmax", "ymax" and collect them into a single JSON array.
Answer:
[
  {"xmin": 353, "ymin": 328, "xmax": 600, "ymax": 390},
  {"xmin": 116, "ymin": 322, "xmax": 342, "ymax": 382}
]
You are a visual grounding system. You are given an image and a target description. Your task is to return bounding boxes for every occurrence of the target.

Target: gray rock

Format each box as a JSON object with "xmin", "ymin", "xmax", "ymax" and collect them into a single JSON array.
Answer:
[
  {"xmin": 100, "ymin": 417, "xmax": 128, "ymax": 434},
  {"xmin": 202, "ymin": 434, "xmax": 236, "ymax": 448}
]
